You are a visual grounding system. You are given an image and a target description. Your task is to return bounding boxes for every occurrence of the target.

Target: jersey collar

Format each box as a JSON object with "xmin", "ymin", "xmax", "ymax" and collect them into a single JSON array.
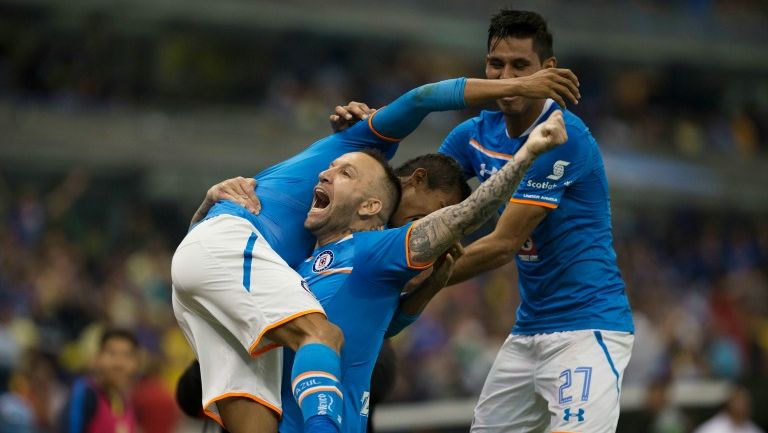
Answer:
[{"xmin": 505, "ymin": 98, "xmax": 555, "ymax": 139}]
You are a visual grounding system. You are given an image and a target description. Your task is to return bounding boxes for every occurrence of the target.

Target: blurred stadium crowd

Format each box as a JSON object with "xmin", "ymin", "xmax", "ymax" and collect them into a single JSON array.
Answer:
[
  {"xmin": 1, "ymin": 0, "xmax": 768, "ymax": 432},
  {"xmin": 1, "ymin": 6, "xmax": 767, "ymax": 159}
]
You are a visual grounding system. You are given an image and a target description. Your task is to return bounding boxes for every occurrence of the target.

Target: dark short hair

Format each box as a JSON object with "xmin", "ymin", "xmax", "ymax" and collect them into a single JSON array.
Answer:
[
  {"xmin": 394, "ymin": 153, "xmax": 471, "ymax": 201},
  {"xmin": 359, "ymin": 149, "xmax": 403, "ymax": 222},
  {"xmin": 100, "ymin": 328, "xmax": 139, "ymax": 351},
  {"xmin": 487, "ymin": 9, "xmax": 553, "ymax": 62}
]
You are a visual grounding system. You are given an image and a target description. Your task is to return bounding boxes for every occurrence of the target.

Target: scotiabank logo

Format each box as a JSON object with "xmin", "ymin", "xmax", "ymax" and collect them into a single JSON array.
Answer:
[
  {"xmin": 526, "ymin": 179, "xmax": 557, "ymax": 190},
  {"xmin": 518, "ymin": 237, "xmax": 539, "ymax": 262}
]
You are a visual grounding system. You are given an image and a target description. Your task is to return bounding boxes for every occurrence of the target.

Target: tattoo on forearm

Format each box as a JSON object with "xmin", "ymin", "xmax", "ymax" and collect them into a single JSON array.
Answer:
[{"xmin": 409, "ymin": 154, "xmax": 534, "ymax": 263}]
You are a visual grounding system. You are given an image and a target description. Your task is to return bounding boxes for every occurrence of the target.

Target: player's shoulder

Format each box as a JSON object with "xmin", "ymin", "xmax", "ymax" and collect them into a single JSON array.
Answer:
[
  {"xmin": 451, "ymin": 110, "xmax": 503, "ymax": 133},
  {"xmin": 561, "ymin": 108, "xmax": 593, "ymax": 143},
  {"xmin": 352, "ymin": 226, "xmax": 406, "ymax": 244}
]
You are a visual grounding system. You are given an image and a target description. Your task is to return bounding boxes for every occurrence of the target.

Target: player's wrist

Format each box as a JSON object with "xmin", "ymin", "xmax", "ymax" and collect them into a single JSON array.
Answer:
[{"xmin": 515, "ymin": 145, "xmax": 537, "ymax": 163}]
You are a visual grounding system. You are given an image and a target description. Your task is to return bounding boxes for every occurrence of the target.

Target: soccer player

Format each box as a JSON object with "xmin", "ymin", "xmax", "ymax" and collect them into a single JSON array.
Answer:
[
  {"xmin": 332, "ymin": 8, "xmax": 634, "ymax": 433},
  {"xmin": 275, "ymin": 109, "xmax": 566, "ymax": 433},
  {"xmin": 172, "ymin": 72, "xmax": 579, "ymax": 433}
]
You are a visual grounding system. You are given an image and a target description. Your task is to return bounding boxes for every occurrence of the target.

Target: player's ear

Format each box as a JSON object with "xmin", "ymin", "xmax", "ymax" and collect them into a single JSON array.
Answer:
[
  {"xmin": 358, "ymin": 198, "xmax": 383, "ymax": 218},
  {"xmin": 543, "ymin": 56, "xmax": 557, "ymax": 68},
  {"xmin": 402, "ymin": 168, "xmax": 427, "ymax": 187}
]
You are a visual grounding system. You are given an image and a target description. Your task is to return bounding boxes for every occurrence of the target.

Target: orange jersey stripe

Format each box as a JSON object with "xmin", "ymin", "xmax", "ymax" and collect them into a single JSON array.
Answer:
[
  {"xmin": 318, "ymin": 268, "xmax": 353, "ymax": 275},
  {"xmin": 404, "ymin": 224, "xmax": 434, "ymax": 270},
  {"xmin": 469, "ymin": 138, "xmax": 515, "ymax": 161},
  {"xmin": 509, "ymin": 197, "xmax": 558, "ymax": 209}
]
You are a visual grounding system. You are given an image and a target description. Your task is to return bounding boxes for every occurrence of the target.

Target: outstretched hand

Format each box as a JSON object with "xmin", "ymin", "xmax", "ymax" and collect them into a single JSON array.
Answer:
[
  {"xmin": 515, "ymin": 68, "xmax": 580, "ymax": 108},
  {"xmin": 524, "ymin": 110, "xmax": 568, "ymax": 157},
  {"xmin": 329, "ymin": 101, "xmax": 377, "ymax": 132}
]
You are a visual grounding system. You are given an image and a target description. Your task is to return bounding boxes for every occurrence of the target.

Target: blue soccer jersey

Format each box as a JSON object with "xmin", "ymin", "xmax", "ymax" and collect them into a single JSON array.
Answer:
[
  {"xmin": 279, "ymin": 225, "xmax": 428, "ymax": 433},
  {"xmin": 439, "ymin": 100, "xmax": 633, "ymax": 334},
  {"xmin": 202, "ymin": 78, "xmax": 466, "ymax": 268},
  {"xmin": 203, "ymin": 120, "xmax": 399, "ymax": 268}
]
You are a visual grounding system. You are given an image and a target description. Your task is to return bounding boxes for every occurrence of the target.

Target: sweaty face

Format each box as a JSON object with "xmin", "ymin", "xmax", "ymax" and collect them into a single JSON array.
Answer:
[
  {"xmin": 390, "ymin": 186, "xmax": 462, "ymax": 228},
  {"xmin": 486, "ymin": 37, "xmax": 544, "ymax": 115},
  {"xmin": 305, "ymin": 152, "xmax": 386, "ymax": 237},
  {"xmin": 95, "ymin": 338, "xmax": 138, "ymax": 390}
]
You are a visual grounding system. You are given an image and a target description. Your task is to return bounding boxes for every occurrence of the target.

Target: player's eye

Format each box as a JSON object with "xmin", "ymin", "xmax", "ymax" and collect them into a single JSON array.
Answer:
[
  {"xmin": 342, "ymin": 169, "xmax": 351, "ymax": 177},
  {"xmin": 513, "ymin": 61, "xmax": 529, "ymax": 70},
  {"xmin": 488, "ymin": 60, "xmax": 504, "ymax": 69}
]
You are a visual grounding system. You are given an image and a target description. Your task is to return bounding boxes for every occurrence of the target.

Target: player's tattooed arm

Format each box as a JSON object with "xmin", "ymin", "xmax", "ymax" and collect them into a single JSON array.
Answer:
[
  {"xmin": 407, "ymin": 111, "xmax": 568, "ymax": 265},
  {"xmin": 189, "ymin": 177, "xmax": 260, "ymax": 227}
]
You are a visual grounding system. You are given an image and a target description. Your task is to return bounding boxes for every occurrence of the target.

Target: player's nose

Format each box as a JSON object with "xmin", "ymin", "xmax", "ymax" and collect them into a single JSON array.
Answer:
[{"xmin": 319, "ymin": 169, "xmax": 332, "ymax": 184}]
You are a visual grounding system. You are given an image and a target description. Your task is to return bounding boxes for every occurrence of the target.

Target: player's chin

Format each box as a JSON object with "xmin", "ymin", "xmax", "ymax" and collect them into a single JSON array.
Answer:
[
  {"xmin": 304, "ymin": 213, "xmax": 327, "ymax": 231},
  {"xmin": 497, "ymin": 99, "xmax": 525, "ymax": 115}
]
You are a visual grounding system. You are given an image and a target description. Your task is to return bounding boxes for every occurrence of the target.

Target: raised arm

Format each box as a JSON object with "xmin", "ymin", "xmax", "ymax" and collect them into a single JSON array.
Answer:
[
  {"xmin": 407, "ymin": 110, "xmax": 567, "ymax": 266},
  {"xmin": 331, "ymin": 68, "xmax": 579, "ymax": 133}
]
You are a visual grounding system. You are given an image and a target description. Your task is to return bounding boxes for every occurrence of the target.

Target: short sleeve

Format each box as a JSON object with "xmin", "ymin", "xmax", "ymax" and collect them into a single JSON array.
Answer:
[
  {"xmin": 353, "ymin": 224, "xmax": 429, "ymax": 290},
  {"xmin": 438, "ymin": 120, "xmax": 476, "ymax": 180},
  {"xmin": 511, "ymin": 128, "xmax": 594, "ymax": 209}
]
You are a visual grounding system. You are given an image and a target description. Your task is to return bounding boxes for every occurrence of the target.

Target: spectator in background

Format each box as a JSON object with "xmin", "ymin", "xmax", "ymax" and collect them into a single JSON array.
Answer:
[
  {"xmin": 59, "ymin": 329, "xmax": 139, "ymax": 433},
  {"xmin": 692, "ymin": 386, "xmax": 764, "ymax": 433},
  {"xmin": 0, "ymin": 350, "xmax": 66, "ymax": 433}
]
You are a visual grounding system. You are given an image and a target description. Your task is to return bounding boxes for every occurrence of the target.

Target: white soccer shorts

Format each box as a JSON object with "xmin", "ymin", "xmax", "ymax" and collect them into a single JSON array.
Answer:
[
  {"xmin": 171, "ymin": 215, "xmax": 324, "ymax": 426},
  {"xmin": 471, "ymin": 330, "xmax": 634, "ymax": 433}
]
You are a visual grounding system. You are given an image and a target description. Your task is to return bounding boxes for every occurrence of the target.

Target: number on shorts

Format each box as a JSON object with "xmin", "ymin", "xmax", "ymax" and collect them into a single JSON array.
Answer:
[{"xmin": 558, "ymin": 367, "xmax": 592, "ymax": 405}]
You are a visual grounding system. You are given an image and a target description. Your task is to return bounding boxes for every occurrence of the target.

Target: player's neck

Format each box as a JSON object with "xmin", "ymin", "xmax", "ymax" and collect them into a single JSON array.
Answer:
[
  {"xmin": 314, "ymin": 221, "xmax": 383, "ymax": 247},
  {"xmin": 503, "ymin": 99, "xmax": 546, "ymax": 137}
]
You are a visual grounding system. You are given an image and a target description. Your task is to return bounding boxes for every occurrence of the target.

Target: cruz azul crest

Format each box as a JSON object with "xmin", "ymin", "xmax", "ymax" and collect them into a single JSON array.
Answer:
[{"xmin": 312, "ymin": 250, "xmax": 334, "ymax": 273}]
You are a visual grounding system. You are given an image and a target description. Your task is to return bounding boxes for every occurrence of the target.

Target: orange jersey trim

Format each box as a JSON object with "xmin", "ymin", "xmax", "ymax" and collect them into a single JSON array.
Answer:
[
  {"xmin": 469, "ymin": 139, "xmax": 515, "ymax": 161},
  {"xmin": 368, "ymin": 110, "xmax": 401, "ymax": 142},
  {"xmin": 203, "ymin": 392, "xmax": 282, "ymax": 429},
  {"xmin": 296, "ymin": 386, "xmax": 344, "ymax": 406},
  {"xmin": 318, "ymin": 268, "xmax": 353, "ymax": 275},
  {"xmin": 248, "ymin": 309, "xmax": 327, "ymax": 357},
  {"xmin": 509, "ymin": 197, "xmax": 558, "ymax": 209},
  {"xmin": 405, "ymin": 224, "xmax": 435, "ymax": 270}
]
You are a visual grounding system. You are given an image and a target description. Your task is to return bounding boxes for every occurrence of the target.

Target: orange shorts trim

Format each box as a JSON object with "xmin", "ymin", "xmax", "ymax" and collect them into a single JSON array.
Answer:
[
  {"xmin": 509, "ymin": 198, "xmax": 558, "ymax": 209},
  {"xmin": 248, "ymin": 309, "xmax": 327, "ymax": 357},
  {"xmin": 203, "ymin": 392, "xmax": 282, "ymax": 429}
]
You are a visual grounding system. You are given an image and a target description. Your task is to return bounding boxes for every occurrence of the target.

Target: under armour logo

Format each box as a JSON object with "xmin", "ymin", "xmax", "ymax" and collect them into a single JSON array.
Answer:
[
  {"xmin": 479, "ymin": 163, "xmax": 498, "ymax": 178},
  {"xmin": 563, "ymin": 408, "xmax": 585, "ymax": 422}
]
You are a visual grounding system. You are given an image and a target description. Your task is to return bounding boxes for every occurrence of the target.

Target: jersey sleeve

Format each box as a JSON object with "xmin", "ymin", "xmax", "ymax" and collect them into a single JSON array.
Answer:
[
  {"xmin": 353, "ymin": 224, "xmax": 431, "ymax": 290},
  {"xmin": 368, "ymin": 78, "xmax": 467, "ymax": 142},
  {"xmin": 333, "ymin": 119, "xmax": 401, "ymax": 159},
  {"xmin": 511, "ymin": 127, "xmax": 594, "ymax": 209},
  {"xmin": 438, "ymin": 119, "xmax": 477, "ymax": 180}
]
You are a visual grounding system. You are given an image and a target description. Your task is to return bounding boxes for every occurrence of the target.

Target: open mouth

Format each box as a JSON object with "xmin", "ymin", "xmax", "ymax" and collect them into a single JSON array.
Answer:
[{"xmin": 312, "ymin": 187, "xmax": 331, "ymax": 210}]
